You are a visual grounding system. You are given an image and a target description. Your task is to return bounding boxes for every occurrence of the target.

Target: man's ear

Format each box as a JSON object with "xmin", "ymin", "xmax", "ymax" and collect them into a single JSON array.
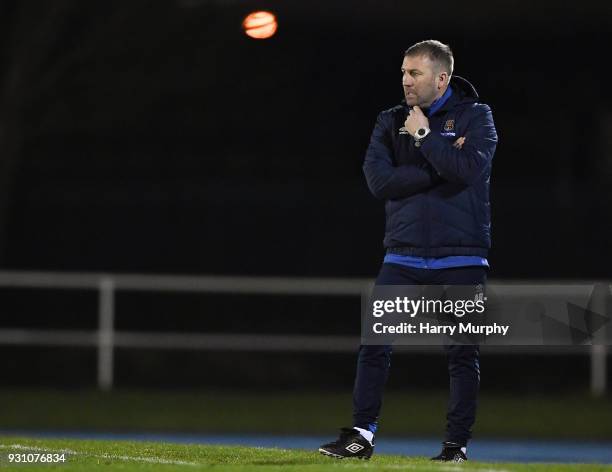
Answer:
[{"xmin": 438, "ymin": 72, "xmax": 448, "ymax": 90}]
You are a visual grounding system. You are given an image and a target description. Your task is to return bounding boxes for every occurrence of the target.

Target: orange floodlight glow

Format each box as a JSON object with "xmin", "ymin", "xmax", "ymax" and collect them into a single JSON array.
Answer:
[{"xmin": 242, "ymin": 11, "xmax": 277, "ymax": 39}]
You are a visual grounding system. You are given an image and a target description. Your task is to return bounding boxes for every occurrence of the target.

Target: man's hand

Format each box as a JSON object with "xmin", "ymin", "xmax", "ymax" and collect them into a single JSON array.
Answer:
[
  {"xmin": 453, "ymin": 136, "xmax": 466, "ymax": 149},
  {"xmin": 404, "ymin": 106, "xmax": 430, "ymax": 137}
]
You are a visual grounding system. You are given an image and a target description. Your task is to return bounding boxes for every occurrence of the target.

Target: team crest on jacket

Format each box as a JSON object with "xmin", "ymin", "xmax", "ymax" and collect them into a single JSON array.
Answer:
[{"xmin": 441, "ymin": 118, "xmax": 456, "ymax": 137}]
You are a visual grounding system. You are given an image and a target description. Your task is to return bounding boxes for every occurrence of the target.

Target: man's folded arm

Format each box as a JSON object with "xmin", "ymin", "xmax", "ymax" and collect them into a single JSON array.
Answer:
[
  {"xmin": 419, "ymin": 104, "xmax": 498, "ymax": 186},
  {"xmin": 363, "ymin": 112, "xmax": 441, "ymax": 200}
]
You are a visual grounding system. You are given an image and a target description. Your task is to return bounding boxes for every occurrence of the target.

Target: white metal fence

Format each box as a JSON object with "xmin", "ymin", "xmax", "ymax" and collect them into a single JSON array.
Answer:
[{"xmin": 0, "ymin": 271, "xmax": 608, "ymax": 395}]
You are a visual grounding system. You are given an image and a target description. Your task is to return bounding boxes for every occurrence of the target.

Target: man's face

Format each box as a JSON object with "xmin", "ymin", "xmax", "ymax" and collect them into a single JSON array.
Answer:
[{"xmin": 401, "ymin": 54, "xmax": 445, "ymax": 107}]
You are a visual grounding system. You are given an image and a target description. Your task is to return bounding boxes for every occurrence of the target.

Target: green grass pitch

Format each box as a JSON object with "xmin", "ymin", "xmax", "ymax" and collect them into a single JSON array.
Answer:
[{"xmin": 1, "ymin": 436, "xmax": 612, "ymax": 472}]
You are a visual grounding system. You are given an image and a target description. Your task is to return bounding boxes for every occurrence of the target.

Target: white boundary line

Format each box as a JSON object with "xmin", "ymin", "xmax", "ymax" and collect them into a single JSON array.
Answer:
[{"xmin": 0, "ymin": 443, "xmax": 199, "ymax": 466}]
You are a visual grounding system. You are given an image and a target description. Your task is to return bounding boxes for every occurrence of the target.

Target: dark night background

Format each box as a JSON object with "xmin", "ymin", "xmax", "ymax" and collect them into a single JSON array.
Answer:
[{"xmin": 0, "ymin": 0, "xmax": 610, "ymax": 390}]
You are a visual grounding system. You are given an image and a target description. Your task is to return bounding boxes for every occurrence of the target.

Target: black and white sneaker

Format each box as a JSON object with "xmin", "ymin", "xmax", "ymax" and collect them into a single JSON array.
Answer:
[
  {"xmin": 431, "ymin": 441, "xmax": 468, "ymax": 462},
  {"xmin": 318, "ymin": 427, "xmax": 374, "ymax": 460}
]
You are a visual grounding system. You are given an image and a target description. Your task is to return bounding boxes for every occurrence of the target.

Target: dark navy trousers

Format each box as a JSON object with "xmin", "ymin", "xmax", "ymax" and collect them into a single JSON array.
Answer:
[{"xmin": 352, "ymin": 262, "xmax": 486, "ymax": 446}]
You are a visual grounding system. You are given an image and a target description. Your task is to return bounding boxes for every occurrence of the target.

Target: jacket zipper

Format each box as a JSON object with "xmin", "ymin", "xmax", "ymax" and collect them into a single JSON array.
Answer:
[
  {"xmin": 422, "ymin": 114, "xmax": 437, "ymax": 265},
  {"xmin": 424, "ymin": 193, "xmax": 431, "ymax": 265}
]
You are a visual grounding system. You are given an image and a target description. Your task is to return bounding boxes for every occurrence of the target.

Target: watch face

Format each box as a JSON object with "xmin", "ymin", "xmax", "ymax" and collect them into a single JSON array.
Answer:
[{"xmin": 417, "ymin": 128, "xmax": 425, "ymax": 137}]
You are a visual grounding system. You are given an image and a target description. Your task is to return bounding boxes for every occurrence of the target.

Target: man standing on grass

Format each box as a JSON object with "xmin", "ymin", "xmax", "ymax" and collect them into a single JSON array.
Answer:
[{"xmin": 319, "ymin": 40, "xmax": 498, "ymax": 462}]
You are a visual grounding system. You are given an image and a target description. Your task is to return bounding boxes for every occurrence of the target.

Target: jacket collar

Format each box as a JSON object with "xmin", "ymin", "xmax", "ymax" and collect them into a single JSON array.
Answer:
[
  {"xmin": 439, "ymin": 75, "xmax": 479, "ymax": 112},
  {"xmin": 401, "ymin": 75, "xmax": 479, "ymax": 115},
  {"xmin": 425, "ymin": 85, "xmax": 453, "ymax": 117}
]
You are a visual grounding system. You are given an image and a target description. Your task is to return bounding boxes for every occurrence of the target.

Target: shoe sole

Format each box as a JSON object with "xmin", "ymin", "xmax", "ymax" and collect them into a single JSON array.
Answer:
[
  {"xmin": 318, "ymin": 448, "xmax": 371, "ymax": 460},
  {"xmin": 431, "ymin": 457, "xmax": 467, "ymax": 463}
]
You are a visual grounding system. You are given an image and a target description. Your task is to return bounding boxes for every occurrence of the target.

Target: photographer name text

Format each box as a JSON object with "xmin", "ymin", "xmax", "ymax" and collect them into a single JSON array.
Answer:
[{"xmin": 372, "ymin": 321, "xmax": 509, "ymax": 336}]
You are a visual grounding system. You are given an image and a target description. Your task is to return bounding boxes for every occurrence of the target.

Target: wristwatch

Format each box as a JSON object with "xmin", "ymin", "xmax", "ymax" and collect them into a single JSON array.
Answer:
[{"xmin": 414, "ymin": 127, "xmax": 431, "ymax": 147}]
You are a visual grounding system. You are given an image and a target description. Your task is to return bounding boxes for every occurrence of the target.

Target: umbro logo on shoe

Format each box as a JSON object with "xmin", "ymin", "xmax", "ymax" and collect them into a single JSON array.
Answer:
[
  {"xmin": 319, "ymin": 427, "xmax": 374, "ymax": 460},
  {"xmin": 345, "ymin": 443, "xmax": 365, "ymax": 453}
]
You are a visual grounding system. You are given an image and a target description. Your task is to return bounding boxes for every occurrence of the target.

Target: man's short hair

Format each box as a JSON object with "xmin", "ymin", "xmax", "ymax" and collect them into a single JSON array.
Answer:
[{"xmin": 404, "ymin": 40, "xmax": 454, "ymax": 76}]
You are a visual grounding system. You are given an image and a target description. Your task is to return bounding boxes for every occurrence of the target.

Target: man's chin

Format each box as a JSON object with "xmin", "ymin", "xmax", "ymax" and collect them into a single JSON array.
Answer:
[{"xmin": 404, "ymin": 96, "xmax": 418, "ymax": 105}]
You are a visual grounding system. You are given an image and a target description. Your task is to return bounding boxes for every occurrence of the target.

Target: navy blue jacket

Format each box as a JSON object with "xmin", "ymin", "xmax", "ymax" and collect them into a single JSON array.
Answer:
[{"xmin": 363, "ymin": 75, "xmax": 498, "ymax": 257}]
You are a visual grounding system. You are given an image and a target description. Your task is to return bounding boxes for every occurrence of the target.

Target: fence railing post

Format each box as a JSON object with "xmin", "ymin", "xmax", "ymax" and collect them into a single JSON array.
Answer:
[
  {"xmin": 591, "ymin": 344, "xmax": 607, "ymax": 397},
  {"xmin": 97, "ymin": 277, "xmax": 115, "ymax": 391},
  {"xmin": 589, "ymin": 283, "xmax": 608, "ymax": 397}
]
